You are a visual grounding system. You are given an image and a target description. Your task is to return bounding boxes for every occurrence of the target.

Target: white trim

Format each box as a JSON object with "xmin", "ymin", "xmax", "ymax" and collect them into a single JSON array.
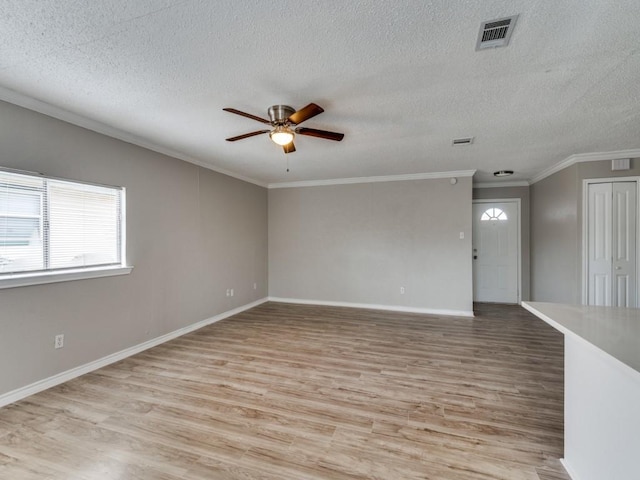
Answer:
[
  {"xmin": 121, "ymin": 188, "xmax": 127, "ymax": 269},
  {"xmin": 581, "ymin": 176, "xmax": 640, "ymax": 307},
  {"xmin": 268, "ymin": 296, "xmax": 474, "ymax": 317},
  {"xmin": 268, "ymin": 170, "xmax": 477, "ymax": 189},
  {"xmin": 3, "ymin": 84, "xmax": 638, "ymax": 191},
  {"xmin": 530, "ymin": 149, "xmax": 640, "ymax": 185},
  {"xmin": 0, "ymin": 85, "xmax": 267, "ymax": 188},
  {"xmin": 473, "ymin": 181, "xmax": 529, "ymax": 189},
  {"xmin": 0, "ymin": 265, "xmax": 133, "ymax": 290},
  {"xmin": 581, "ymin": 180, "xmax": 589, "ymax": 306},
  {"xmin": 0, "ymin": 297, "xmax": 269, "ymax": 408},
  {"xmin": 472, "ymin": 198, "xmax": 522, "ymax": 304},
  {"xmin": 560, "ymin": 459, "xmax": 579, "ymax": 480}
]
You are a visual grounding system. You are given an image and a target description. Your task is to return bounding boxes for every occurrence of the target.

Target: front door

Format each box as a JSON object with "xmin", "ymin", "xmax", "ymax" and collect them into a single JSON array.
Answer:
[{"xmin": 472, "ymin": 201, "xmax": 519, "ymax": 303}]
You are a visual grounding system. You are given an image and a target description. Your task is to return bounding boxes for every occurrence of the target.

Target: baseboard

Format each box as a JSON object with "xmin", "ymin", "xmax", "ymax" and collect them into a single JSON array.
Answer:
[
  {"xmin": 268, "ymin": 297, "xmax": 474, "ymax": 318},
  {"xmin": 560, "ymin": 459, "xmax": 579, "ymax": 480},
  {"xmin": 0, "ymin": 297, "xmax": 268, "ymax": 408}
]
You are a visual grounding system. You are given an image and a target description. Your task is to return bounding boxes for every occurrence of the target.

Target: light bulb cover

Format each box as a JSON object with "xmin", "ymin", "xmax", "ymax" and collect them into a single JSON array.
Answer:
[
  {"xmin": 270, "ymin": 126, "xmax": 295, "ymax": 146},
  {"xmin": 493, "ymin": 170, "xmax": 514, "ymax": 177}
]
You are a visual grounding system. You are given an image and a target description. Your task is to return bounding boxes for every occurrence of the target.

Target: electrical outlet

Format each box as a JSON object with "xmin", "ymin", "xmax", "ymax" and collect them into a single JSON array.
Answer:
[
  {"xmin": 400, "ymin": 286, "xmax": 405, "ymax": 294},
  {"xmin": 54, "ymin": 334, "xmax": 64, "ymax": 349},
  {"xmin": 226, "ymin": 289, "xmax": 230, "ymax": 297},
  {"xmin": 230, "ymin": 289, "xmax": 234, "ymax": 297},
  {"xmin": 253, "ymin": 283, "xmax": 257, "ymax": 290}
]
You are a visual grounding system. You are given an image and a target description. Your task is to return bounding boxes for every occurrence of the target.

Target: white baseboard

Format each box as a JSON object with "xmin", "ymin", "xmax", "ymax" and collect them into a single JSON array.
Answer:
[
  {"xmin": 268, "ymin": 297, "xmax": 474, "ymax": 318},
  {"xmin": 560, "ymin": 459, "xmax": 579, "ymax": 480},
  {"xmin": 0, "ymin": 297, "xmax": 268, "ymax": 408}
]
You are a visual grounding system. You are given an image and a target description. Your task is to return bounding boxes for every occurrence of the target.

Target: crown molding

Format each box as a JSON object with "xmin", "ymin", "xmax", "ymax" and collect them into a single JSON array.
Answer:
[
  {"xmin": 529, "ymin": 149, "xmax": 640, "ymax": 185},
  {"xmin": 0, "ymin": 87, "xmax": 473, "ymax": 190},
  {"xmin": 268, "ymin": 170, "xmax": 476, "ymax": 189},
  {"xmin": 3, "ymin": 85, "xmax": 637, "ymax": 191},
  {"xmin": 0, "ymin": 86, "xmax": 268, "ymax": 188},
  {"xmin": 473, "ymin": 181, "xmax": 530, "ymax": 189}
]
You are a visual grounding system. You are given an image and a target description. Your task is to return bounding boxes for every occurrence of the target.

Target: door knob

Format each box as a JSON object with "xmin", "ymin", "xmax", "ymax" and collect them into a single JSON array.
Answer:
[{"xmin": 473, "ymin": 255, "xmax": 478, "ymax": 260}]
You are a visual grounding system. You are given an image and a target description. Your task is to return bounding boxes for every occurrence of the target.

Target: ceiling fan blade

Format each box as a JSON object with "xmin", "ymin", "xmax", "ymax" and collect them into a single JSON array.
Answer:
[
  {"xmin": 287, "ymin": 103, "xmax": 324, "ymax": 125},
  {"xmin": 225, "ymin": 130, "xmax": 270, "ymax": 142},
  {"xmin": 223, "ymin": 108, "xmax": 271, "ymax": 124},
  {"xmin": 295, "ymin": 127, "xmax": 344, "ymax": 142},
  {"xmin": 283, "ymin": 142, "xmax": 296, "ymax": 154}
]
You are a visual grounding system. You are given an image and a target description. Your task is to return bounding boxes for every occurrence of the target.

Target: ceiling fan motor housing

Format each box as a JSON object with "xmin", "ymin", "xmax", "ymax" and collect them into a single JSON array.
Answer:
[{"xmin": 268, "ymin": 105, "xmax": 295, "ymax": 125}]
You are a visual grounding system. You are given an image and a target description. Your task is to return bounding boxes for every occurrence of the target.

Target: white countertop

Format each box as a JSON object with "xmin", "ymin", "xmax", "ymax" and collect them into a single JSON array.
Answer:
[{"xmin": 522, "ymin": 302, "xmax": 640, "ymax": 375}]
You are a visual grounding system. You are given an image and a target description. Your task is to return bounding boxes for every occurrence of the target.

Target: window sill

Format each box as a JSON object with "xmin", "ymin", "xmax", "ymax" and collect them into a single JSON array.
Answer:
[{"xmin": 0, "ymin": 265, "xmax": 133, "ymax": 290}]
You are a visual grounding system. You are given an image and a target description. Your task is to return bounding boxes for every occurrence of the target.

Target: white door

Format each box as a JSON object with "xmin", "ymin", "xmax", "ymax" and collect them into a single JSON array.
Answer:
[
  {"xmin": 587, "ymin": 182, "xmax": 637, "ymax": 307},
  {"xmin": 588, "ymin": 183, "xmax": 613, "ymax": 305},
  {"xmin": 472, "ymin": 201, "xmax": 519, "ymax": 303}
]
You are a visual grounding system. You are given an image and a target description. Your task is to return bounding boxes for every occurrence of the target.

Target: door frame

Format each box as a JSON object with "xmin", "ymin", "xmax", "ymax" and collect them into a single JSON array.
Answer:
[
  {"xmin": 581, "ymin": 176, "xmax": 640, "ymax": 306},
  {"xmin": 472, "ymin": 198, "xmax": 522, "ymax": 304}
]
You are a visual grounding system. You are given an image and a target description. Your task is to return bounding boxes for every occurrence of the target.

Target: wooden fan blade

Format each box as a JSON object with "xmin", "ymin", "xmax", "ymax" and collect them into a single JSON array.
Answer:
[
  {"xmin": 225, "ymin": 130, "xmax": 270, "ymax": 142},
  {"xmin": 223, "ymin": 108, "xmax": 271, "ymax": 124},
  {"xmin": 283, "ymin": 142, "xmax": 296, "ymax": 154},
  {"xmin": 295, "ymin": 127, "xmax": 344, "ymax": 141},
  {"xmin": 287, "ymin": 103, "xmax": 324, "ymax": 125}
]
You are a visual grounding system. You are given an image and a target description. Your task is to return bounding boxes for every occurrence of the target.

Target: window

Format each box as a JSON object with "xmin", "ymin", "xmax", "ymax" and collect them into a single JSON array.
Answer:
[
  {"xmin": 480, "ymin": 207, "xmax": 507, "ymax": 221},
  {"xmin": 0, "ymin": 168, "xmax": 128, "ymax": 286}
]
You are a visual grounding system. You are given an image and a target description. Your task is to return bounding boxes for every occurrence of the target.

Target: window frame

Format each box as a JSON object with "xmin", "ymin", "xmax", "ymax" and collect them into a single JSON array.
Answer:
[{"xmin": 0, "ymin": 168, "xmax": 132, "ymax": 289}]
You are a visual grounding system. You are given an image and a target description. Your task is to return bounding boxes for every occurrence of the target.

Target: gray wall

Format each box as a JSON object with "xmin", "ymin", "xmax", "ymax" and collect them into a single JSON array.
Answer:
[
  {"xmin": 530, "ymin": 165, "xmax": 580, "ymax": 303},
  {"xmin": 0, "ymin": 100, "xmax": 268, "ymax": 396},
  {"xmin": 530, "ymin": 159, "xmax": 640, "ymax": 303},
  {"xmin": 269, "ymin": 177, "xmax": 473, "ymax": 314},
  {"xmin": 473, "ymin": 186, "xmax": 530, "ymax": 301}
]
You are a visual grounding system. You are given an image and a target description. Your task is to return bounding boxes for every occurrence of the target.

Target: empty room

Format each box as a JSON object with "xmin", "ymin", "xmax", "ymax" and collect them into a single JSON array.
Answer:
[{"xmin": 1, "ymin": 1, "xmax": 639, "ymax": 479}]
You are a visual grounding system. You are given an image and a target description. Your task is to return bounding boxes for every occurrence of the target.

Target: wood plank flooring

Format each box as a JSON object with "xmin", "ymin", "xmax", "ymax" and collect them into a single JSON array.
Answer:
[{"xmin": 0, "ymin": 302, "xmax": 569, "ymax": 479}]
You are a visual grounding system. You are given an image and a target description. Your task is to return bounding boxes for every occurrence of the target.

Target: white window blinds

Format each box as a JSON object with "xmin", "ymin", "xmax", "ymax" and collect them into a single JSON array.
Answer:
[{"xmin": 0, "ymin": 169, "xmax": 123, "ymax": 276}]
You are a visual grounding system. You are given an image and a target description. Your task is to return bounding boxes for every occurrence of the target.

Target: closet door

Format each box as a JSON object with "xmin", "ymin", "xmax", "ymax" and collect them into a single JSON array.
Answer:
[
  {"xmin": 587, "ymin": 181, "xmax": 637, "ymax": 307},
  {"xmin": 612, "ymin": 182, "xmax": 636, "ymax": 307},
  {"xmin": 588, "ymin": 183, "xmax": 613, "ymax": 306}
]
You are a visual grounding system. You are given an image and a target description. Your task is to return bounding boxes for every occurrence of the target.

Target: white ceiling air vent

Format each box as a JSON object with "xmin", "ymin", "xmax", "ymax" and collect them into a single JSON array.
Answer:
[
  {"xmin": 476, "ymin": 15, "xmax": 519, "ymax": 50},
  {"xmin": 452, "ymin": 137, "xmax": 474, "ymax": 146}
]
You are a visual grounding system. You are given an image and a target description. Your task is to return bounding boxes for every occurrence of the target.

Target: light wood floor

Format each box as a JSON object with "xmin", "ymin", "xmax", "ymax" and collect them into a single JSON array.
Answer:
[{"xmin": 0, "ymin": 302, "xmax": 569, "ymax": 480}]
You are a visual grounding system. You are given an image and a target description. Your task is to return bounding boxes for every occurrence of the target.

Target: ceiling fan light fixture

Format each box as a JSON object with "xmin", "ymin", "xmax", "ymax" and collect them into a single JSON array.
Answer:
[
  {"xmin": 224, "ymin": 103, "xmax": 343, "ymax": 153},
  {"xmin": 493, "ymin": 170, "xmax": 514, "ymax": 177},
  {"xmin": 269, "ymin": 125, "xmax": 295, "ymax": 146}
]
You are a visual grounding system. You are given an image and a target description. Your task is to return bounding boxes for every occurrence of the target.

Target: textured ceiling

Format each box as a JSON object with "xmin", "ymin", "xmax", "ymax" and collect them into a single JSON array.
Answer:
[{"xmin": 0, "ymin": 0, "xmax": 639, "ymax": 186}]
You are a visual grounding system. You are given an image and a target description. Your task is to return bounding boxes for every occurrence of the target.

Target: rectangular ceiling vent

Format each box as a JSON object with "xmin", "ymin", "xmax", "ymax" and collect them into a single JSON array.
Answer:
[
  {"xmin": 476, "ymin": 15, "xmax": 518, "ymax": 50},
  {"xmin": 452, "ymin": 137, "xmax": 474, "ymax": 146}
]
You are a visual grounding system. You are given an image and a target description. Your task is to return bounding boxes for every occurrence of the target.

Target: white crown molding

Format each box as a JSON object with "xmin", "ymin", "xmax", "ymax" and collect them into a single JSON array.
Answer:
[
  {"xmin": 4, "ymin": 85, "xmax": 637, "ymax": 191},
  {"xmin": 268, "ymin": 170, "xmax": 477, "ymax": 189},
  {"xmin": 0, "ymin": 88, "xmax": 474, "ymax": 190},
  {"xmin": 473, "ymin": 181, "xmax": 530, "ymax": 189},
  {"xmin": 268, "ymin": 296, "xmax": 474, "ymax": 317},
  {"xmin": 0, "ymin": 86, "xmax": 267, "ymax": 188},
  {"xmin": 529, "ymin": 149, "xmax": 640, "ymax": 185},
  {"xmin": 0, "ymin": 297, "xmax": 269, "ymax": 408}
]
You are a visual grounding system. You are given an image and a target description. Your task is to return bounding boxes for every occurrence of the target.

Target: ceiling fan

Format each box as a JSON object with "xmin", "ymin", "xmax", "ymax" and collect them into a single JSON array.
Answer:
[{"xmin": 223, "ymin": 103, "xmax": 344, "ymax": 154}]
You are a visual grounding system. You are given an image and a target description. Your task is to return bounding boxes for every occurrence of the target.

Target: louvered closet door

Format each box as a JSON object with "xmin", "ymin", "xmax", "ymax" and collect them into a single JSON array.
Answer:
[{"xmin": 587, "ymin": 182, "xmax": 637, "ymax": 307}]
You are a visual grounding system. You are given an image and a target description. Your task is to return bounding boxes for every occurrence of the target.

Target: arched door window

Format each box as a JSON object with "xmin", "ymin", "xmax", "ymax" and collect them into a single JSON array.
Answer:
[{"xmin": 480, "ymin": 207, "xmax": 507, "ymax": 221}]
